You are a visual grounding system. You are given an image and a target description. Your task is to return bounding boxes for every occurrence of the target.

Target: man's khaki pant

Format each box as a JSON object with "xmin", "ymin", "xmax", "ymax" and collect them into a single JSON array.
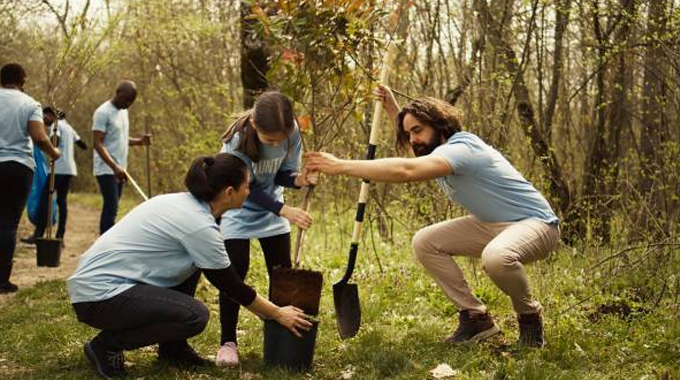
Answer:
[{"xmin": 412, "ymin": 216, "xmax": 560, "ymax": 315}]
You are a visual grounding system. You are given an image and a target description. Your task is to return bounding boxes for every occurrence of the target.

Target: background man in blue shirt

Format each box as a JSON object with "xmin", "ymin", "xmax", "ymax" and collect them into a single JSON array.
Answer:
[
  {"xmin": 0, "ymin": 63, "xmax": 61, "ymax": 293},
  {"xmin": 92, "ymin": 81, "xmax": 151, "ymax": 234}
]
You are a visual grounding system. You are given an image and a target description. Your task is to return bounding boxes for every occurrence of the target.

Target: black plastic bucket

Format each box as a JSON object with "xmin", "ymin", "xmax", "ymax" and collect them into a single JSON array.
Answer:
[
  {"xmin": 263, "ymin": 319, "xmax": 319, "ymax": 371},
  {"xmin": 36, "ymin": 238, "xmax": 62, "ymax": 267}
]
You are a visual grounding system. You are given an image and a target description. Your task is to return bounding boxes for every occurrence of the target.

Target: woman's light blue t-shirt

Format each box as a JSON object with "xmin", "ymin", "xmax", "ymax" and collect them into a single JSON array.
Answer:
[
  {"xmin": 50, "ymin": 119, "xmax": 81, "ymax": 176},
  {"xmin": 219, "ymin": 127, "xmax": 302, "ymax": 239},
  {"xmin": 431, "ymin": 132, "xmax": 559, "ymax": 225},
  {"xmin": 67, "ymin": 193, "xmax": 231, "ymax": 304},
  {"xmin": 92, "ymin": 101, "xmax": 129, "ymax": 176},
  {"xmin": 0, "ymin": 88, "xmax": 43, "ymax": 171}
]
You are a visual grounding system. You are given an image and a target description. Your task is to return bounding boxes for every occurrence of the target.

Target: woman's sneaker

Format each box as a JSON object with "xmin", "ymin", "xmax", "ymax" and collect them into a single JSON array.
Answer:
[
  {"xmin": 83, "ymin": 340, "xmax": 126, "ymax": 378},
  {"xmin": 215, "ymin": 342, "xmax": 239, "ymax": 367},
  {"xmin": 445, "ymin": 310, "xmax": 501, "ymax": 344}
]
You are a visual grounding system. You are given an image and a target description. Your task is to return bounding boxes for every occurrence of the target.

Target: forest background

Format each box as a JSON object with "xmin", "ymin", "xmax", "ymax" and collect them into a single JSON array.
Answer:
[{"xmin": 1, "ymin": 0, "xmax": 679, "ymax": 379}]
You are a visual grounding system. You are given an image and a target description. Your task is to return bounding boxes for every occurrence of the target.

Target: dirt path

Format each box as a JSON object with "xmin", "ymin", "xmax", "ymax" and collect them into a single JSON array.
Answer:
[{"xmin": 0, "ymin": 200, "xmax": 99, "ymax": 305}]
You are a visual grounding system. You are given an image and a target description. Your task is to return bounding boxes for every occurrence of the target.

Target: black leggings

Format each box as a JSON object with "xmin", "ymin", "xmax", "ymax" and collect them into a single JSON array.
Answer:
[
  {"xmin": 35, "ymin": 174, "xmax": 72, "ymax": 238},
  {"xmin": 72, "ymin": 271, "xmax": 207, "ymax": 352},
  {"xmin": 219, "ymin": 233, "xmax": 291, "ymax": 344},
  {"xmin": 0, "ymin": 162, "xmax": 34, "ymax": 283}
]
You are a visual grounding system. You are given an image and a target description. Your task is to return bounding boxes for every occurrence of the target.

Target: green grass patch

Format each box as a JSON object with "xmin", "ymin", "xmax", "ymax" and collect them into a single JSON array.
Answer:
[{"xmin": 1, "ymin": 197, "xmax": 679, "ymax": 379}]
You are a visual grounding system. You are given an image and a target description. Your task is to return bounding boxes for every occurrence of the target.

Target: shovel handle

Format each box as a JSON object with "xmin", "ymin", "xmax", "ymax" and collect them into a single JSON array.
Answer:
[
  {"xmin": 337, "ymin": 242, "xmax": 358, "ymax": 284},
  {"xmin": 293, "ymin": 185, "xmax": 314, "ymax": 268},
  {"xmin": 45, "ymin": 119, "xmax": 59, "ymax": 238},
  {"xmin": 125, "ymin": 171, "xmax": 149, "ymax": 201}
]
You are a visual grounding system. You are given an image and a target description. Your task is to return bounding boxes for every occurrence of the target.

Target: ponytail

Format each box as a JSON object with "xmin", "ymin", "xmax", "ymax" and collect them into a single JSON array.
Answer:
[{"xmin": 185, "ymin": 153, "xmax": 248, "ymax": 202}]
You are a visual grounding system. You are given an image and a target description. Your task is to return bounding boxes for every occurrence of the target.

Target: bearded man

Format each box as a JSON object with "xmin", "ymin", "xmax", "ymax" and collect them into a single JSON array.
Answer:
[{"xmin": 305, "ymin": 86, "xmax": 560, "ymax": 348}]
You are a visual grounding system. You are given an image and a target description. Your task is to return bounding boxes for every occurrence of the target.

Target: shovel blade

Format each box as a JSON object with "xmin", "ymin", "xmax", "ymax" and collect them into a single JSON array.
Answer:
[{"xmin": 333, "ymin": 281, "xmax": 361, "ymax": 339}]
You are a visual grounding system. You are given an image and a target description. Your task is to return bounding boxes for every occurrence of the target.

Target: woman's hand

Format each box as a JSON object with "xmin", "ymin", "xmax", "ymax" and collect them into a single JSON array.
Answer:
[
  {"xmin": 280, "ymin": 205, "xmax": 313, "ymax": 229},
  {"xmin": 274, "ymin": 306, "xmax": 313, "ymax": 338},
  {"xmin": 294, "ymin": 167, "xmax": 320, "ymax": 187}
]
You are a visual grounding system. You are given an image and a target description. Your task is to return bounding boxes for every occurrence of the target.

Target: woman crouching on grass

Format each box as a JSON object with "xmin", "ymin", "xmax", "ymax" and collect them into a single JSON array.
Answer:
[{"xmin": 67, "ymin": 153, "xmax": 311, "ymax": 379}]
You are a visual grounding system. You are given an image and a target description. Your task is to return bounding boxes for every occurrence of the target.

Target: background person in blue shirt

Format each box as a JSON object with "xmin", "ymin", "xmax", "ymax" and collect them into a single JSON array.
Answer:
[
  {"xmin": 22, "ymin": 107, "xmax": 87, "ymax": 246},
  {"xmin": 305, "ymin": 86, "xmax": 560, "ymax": 349},
  {"xmin": 215, "ymin": 91, "xmax": 318, "ymax": 367},
  {"xmin": 0, "ymin": 63, "xmax": 61, "ymax": 294},
  {"xmin": 92, "ymin": 80, "xmax": 151, "ymax": 235},
  {"xmin": 68, "ymin": 153, "xmax": 311, "ymax": 379}
]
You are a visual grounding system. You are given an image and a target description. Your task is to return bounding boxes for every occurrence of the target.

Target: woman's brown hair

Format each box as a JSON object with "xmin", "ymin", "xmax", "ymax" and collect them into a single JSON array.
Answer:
[
  {"xmin": 185, "ymin": 153, "xmax": 248, "ymax": 202},
  {"xmin": 396, "ymin": 97, "xmax": 462, "ymax": 151},
  {"xmin": 221, "ymin": 91, "xmax": 296, "ymax": 162}
]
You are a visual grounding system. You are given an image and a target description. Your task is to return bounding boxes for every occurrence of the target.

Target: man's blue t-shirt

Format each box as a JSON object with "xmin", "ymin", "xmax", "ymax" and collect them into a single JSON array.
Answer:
[
  {"xmin": 431, "ymin": 132, "xmax": 558, "ymax": 224},
  {"xmin": 0, "ymin": 88, "xmax": 43, "ymax": 170},
  {"xmin": 67, "ymin": 193, "xmax": 231, "ymax": 303},
  {"xmin": 92, "ymin": 101, "xmax": 129, "ymax": 176},
  {"xmin": 219, "ymin": 127, "xmax": 302, "ymax": 239}
]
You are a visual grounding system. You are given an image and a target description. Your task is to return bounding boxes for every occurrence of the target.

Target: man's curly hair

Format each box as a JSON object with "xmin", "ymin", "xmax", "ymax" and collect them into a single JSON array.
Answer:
[{"xmin": 396, "ymin": 97, "xmax": 462, "ymax": 151}]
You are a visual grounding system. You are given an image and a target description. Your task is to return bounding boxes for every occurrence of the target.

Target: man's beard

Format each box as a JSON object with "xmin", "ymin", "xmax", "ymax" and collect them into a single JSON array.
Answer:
[{"xmin": 411, "ymin": 132, "xmax": 442, "ymax": 157}]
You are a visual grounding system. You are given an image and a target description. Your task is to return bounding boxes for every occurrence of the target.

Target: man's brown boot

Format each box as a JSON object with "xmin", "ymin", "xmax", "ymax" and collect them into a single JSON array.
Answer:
[
  {"xmin": 518, "ymin": 312, "xmax": 545, "ymax": 348},
  {"xmin": 446, "ymin": 310, "xmax": 501, "ymax": 344}
]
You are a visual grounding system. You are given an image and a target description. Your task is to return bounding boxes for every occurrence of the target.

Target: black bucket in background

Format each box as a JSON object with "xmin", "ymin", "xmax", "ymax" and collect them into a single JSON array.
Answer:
[
  {"xmin": 263, "ymin": 319, "xmax": 319, "ymax": 371},
  {"xmin": 36, "ymin": 238, "xmax": 62, "ymax": 267}
]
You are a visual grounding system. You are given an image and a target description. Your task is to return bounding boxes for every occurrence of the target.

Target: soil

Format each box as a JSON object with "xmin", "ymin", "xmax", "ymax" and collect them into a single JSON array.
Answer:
[
  {"xmin": 0, "ymin": 200, "xmax": 99, "ymax": 306},
  {"xmin": 270, "ymin": 268, "xmax": 324, "ymax": 315}
]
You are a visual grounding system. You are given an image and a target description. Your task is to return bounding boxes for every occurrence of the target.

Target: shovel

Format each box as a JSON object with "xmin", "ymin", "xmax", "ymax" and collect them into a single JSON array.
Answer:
[
  {"xmin": 125, "ymin": 171, "xmax": 149, "ymax": 201},
  {"xmin": 270, "ymin": 185, "xmax": 323, "ymax": 315},
  {"xmin": 36, "ymin": 119, "xmax": 62, "ymax": 267},
  {"xmin": 334, "ymin": 43, "xmax": 398, "ymax": 339}
]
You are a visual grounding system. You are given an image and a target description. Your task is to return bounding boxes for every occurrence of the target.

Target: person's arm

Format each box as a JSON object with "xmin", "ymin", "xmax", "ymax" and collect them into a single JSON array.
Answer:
[
  {"xmin": 373, "ymin": 85, "xmax": 401, "ymax": 128},
  {"xmin": 277, "ymin": 127, "xmax": 315, "ymax": 189},
  {"xmin": 248, "ymin": 183, "xmax": 313, "ymax": 230},
  {"xmin": 274, "ymin": 169, "xmax": 299, "ymax": 188},
  {"xmin": 275, "ymin": 168, "xmax": 319, "ymax": 188},
  {"xmin": 72, "ymin": 126, "xmax": 87, "ymax": 150},
  {"xmin": 27, "ymin": 120, "xmax": 60, "ymax": 160},
  {"xmin": 304, "ymin": 151, "xmax": 452, "ymax": 183},
  {"xmin": 93, "ymin": 130, "xmax": 127, "ymax": 182},
  {"xmin": 249, "ymin": 183, "xmax": 284, "ymax": 214},
  {"xmin": 129, "ymin": 134, "xmax": 151, "ymax": 146},
  {"xmin": 202, "ymin": 266, "xmax": 312, "ymax": 337}
]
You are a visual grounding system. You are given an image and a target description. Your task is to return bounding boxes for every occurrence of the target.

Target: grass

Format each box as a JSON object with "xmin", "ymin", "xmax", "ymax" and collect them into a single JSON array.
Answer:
[{"xmin": 1, "ymin": 195, "xmax": 679, "ymax": 379}]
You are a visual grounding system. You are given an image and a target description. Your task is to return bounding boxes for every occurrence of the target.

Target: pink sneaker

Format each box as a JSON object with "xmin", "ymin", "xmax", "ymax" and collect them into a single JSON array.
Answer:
[{"xmin": 215, "ymin": 342, "xmax": 239, "ymax": 367}]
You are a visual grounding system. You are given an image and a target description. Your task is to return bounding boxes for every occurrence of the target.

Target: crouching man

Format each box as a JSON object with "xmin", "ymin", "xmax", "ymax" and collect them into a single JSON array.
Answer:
[{"xmin": 305, "ymin": 86, "xmax": 560, "ymax": 348}]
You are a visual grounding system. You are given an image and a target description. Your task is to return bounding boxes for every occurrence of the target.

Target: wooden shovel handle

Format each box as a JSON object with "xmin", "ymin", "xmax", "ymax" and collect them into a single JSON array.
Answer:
[{"xmin": 293, "ymin": 185, "xmax": 314, "ymax": 268}]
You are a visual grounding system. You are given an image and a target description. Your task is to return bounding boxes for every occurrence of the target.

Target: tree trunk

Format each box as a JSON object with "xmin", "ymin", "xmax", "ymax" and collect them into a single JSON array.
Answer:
[
  {"xmin": 542, "ymin": 0, "xmax": 571, "ymax": 143},
  {"xmin": 474, "ymin": 0, "xmax": 573, "ymax": 233},
  {"xmin": 581, "ymin": 0, "xmax": 635, "ymax": 242},
  {"xmin": 638, "ymin": 0, "xmax": 669, "ymax": 236},
  {"xmin": 240, "ymin": 2, "xmax": 270, "ymax": 108}
]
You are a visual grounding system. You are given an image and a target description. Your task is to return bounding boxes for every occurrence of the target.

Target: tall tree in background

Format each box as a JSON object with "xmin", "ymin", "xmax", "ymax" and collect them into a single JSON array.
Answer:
[
  {"xmin": 241, "ymin": 1, "xmax": 270, "ymax": 108},
  {"xmin": 639, "ymin": 0, "xmax": 670, "ymax": 237},
  {"xmin": 474, "ymin": 0, "xmax": 573, "ymax": 235},
  {"xmin": 581, "ymin": 0, "xmax": 636, "ymax": 242}
]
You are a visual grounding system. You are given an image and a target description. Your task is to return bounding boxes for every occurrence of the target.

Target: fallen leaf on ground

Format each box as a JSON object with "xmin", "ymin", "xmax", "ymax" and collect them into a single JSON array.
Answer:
[
  {"xmin": 340, "ymin": 365, "xmax": 355, "ymax": 379},
  {"xmin": 430, "ymin": 363, "xmax": 459, "ymax": 379}
]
